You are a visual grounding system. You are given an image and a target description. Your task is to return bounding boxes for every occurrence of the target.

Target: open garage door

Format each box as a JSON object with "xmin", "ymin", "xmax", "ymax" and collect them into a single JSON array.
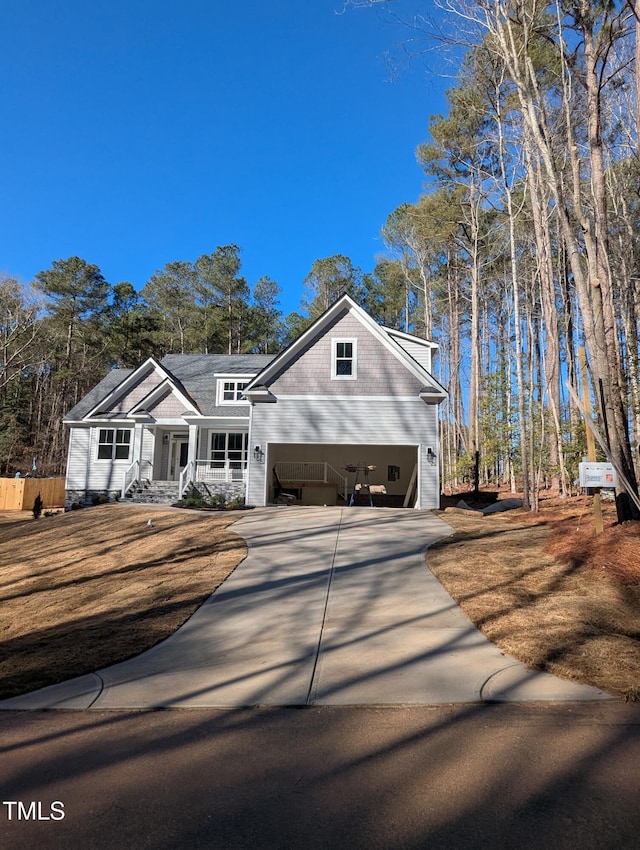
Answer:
[{"xmin": 268, "ymin": 443, "xmax": 419, "ymax": 507}]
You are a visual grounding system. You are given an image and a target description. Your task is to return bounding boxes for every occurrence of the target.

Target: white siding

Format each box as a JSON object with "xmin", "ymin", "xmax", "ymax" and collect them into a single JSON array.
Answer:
[
  {"xmin": 67, "ymin": 425, "xmax": 135, "ymax": 492},
  {"xmin": 65, "ymin": 426, "xmax": 91, "ymax": 489},
  {"xmin": 247, "ymin": 397, "xmax": 439, "ymax": 509},
  {"xmin": 155, "ymin": 435, "xmax": 170, "ymax": 479},
  {"xmin": 390, "ymin": 337, "xmax": 433, "ymax": 373}
]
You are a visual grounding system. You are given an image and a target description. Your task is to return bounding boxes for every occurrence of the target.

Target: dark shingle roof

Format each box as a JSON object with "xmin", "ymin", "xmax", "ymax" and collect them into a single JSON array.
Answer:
[
  {"xmin": 160, "ymin": 355, "xmax": 274, "ymax": 416},
  {"xmin": 64, "ymin": 369, "xmax": 133, "ymax": 421},
  {"xmin": 64, "ymin": 355, "xmax": 275, "ymax": 421},
  {"xmin": 161, "ymin": 354, "xmax": 273, "ymax": 377}
]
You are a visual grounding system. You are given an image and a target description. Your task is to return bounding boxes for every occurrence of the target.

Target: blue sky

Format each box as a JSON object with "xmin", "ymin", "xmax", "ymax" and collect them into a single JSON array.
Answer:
[{"xmin": 2, "ymin": 1, "xmax": 450, "ymax": 317}]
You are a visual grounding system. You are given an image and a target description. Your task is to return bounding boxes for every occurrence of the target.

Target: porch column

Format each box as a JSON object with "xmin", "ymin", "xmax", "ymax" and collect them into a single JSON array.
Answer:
[
  {"xmin": 188, "ymin": 423, "xmax": 198, "ymax": 469},
  {"xmin": 131, "ymin": 413, "xmax": 152, "ymax": 477},
  {"xmin": 134, "ymin": 422, "xmax": 144, "ymax": 466}
]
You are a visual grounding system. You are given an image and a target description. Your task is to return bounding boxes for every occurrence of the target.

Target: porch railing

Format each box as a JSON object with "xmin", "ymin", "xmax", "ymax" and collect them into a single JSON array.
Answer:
[
  {"xmin": 121, "ymin": 459, "xmax": 153, "ymax": 499},
  {"xmin": 273, "ymin": 462, "xmax": 348, "ymax": 501},
  {"xmin": 194, "ymin": 461, "xmax": 247, "ymax": 483},
  {"xmin": 178, "ymin": 460, "xmax": 195, "ymax": 499}
]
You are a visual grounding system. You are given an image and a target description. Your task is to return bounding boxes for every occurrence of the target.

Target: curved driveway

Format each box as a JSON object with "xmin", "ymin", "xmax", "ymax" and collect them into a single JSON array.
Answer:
[{"xmin": 1, "ymin": 507, "xmax": 609, "ymax": 709}]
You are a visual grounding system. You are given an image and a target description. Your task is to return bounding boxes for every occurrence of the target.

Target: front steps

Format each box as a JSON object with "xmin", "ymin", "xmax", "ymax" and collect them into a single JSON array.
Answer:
[{"xmin": 125, "ymin": 481, "xmax": 180, "ymax": 504}]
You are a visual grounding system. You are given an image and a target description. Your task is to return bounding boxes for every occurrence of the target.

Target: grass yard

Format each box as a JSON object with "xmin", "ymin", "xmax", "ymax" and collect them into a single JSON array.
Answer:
[
  {"xmin": 429, "ymin": 499, "xmax": 640, "ymax": 702},
  {"xmin": 0, "ymin": 504, "xmax": 246, "ymax": 700}
]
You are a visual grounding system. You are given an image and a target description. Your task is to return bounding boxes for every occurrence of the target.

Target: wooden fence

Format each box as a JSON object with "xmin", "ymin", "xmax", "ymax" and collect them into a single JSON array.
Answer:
[{"xmin": 0, "ymin": 478, "xmax": 66, "ymax": 511}]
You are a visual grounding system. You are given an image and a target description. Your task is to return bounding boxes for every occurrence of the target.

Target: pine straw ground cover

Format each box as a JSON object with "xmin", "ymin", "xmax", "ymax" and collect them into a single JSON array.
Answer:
[
  {"xmin": 0, "ymin": 504, "xmax": 247, "ymax": 699},
  {"xmin": 428, "ymin": 498, "xmax": 640, "ymax": 701}
]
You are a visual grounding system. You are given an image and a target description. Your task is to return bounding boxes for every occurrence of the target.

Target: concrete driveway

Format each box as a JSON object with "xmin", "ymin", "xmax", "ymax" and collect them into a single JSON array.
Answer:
[{"xmin": 0, "ymin": 507, "xmax": 609, "ymax": 709}]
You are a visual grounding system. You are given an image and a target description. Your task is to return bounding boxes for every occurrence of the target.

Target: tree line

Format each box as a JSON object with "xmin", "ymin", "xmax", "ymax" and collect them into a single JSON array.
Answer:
[
  {"xmin": 0, "ymin": 247, "xmax": 283, "ymax": 476},
  {"xmin": 367, "ymin": 0, "xmax": 640, "ymax": 518},
  {"xmin": 0, "ymin": 247, "xmax": 414, "ymax": 477}
]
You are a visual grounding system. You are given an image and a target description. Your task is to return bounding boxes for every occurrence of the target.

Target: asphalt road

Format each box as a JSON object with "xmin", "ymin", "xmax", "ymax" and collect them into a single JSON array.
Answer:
[{"xmin": 2, "ymin": 702, "xmax": 639, "ymax": 850}]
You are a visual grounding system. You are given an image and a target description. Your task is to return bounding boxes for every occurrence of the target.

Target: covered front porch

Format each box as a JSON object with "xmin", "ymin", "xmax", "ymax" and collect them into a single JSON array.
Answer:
[{"xmin": 121, "ymin": 421, "xmax": 250, "ymax": 501}]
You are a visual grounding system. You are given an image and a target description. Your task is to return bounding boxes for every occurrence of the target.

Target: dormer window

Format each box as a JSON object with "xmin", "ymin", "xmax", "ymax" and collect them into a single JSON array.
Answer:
[
  {"xmin": 217, "ymin": 379, "xmax": 249, "ymax": 404},
  {"xmin": 332, "ymin": 338, "xmax": 357, "ymax": 380}
]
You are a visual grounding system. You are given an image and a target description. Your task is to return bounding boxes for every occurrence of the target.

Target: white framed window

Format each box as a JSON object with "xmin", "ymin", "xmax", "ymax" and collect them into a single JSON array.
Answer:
[
  {"xmin": 210, "ymin": 432, "xmax": 248, "ymax": 478},
  {"xmin": 97, "ymin": 428, "xmax": 131, "ymax": 460},
  {"xmin": 216, "ymin": 379, "xmax": 249, "ymax": 404},
  {"xmin": 331, "ymin": 338, "xmax": 357, "ymax": 380}
]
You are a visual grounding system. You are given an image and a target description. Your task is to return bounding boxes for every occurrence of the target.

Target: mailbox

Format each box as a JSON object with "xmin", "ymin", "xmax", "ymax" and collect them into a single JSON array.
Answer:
[{"xmin": 578, "ymin": 462, "xmax": 617, "ymax": 489}]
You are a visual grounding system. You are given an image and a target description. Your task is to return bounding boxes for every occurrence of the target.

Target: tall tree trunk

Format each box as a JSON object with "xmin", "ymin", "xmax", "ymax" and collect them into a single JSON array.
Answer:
[
  {"xmin": 495, "ymin": 91, "xmax": 530, "ymax": 507},
  {"xmin": 468, "ymin": 171, "xmax": 482, "ymax": 463},
  {"xmin": 523, "ymin": 124, "xmax": 566, "ymax": 495},
  {"xmin": 580, "ymin": 3, "xmax": 635, "ymax": 493},
  {"xmin": 486, "ymin": 0, "xmax": 638, "ymax": 516}
]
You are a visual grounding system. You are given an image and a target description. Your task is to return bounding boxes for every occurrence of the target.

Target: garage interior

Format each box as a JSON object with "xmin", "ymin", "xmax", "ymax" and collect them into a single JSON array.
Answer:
[{"xmin": 268, "ymin": 443, "xmax": 419, "ymax": 508}]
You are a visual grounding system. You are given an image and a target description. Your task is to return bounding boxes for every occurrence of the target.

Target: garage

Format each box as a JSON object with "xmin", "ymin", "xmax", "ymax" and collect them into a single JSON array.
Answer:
[
  {"xmin": 243, "ymin": 295, "xmax": 446, "ymax": 511},
  {"xmin": 267, "ymin": 443, "xmax": 419, "ymax": 507}
]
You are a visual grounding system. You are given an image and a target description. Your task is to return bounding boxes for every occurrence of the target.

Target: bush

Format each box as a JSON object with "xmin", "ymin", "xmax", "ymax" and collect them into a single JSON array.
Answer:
[
  {"xmin": 173, "ymin": 490, "xmax": 245, "ymax": 511},
  {"xmin": 32, "ymin": 494, "xmax": 43, "ymax": 520},
  {"xmin": 173, "ymin": 494, "xmax": 207, "ymax": 509}
]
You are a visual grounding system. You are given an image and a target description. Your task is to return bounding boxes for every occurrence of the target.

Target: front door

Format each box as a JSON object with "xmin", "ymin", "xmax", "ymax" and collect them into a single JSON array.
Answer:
[{"xmin": 170, "ymin": 438, "xmax": 189, "ymax": 481}]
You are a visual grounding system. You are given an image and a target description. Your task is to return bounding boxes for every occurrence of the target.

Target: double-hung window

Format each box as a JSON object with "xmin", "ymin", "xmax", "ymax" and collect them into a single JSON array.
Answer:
[
  {"xmin": 97, "ymin": 428, "xmax": 131, "ymax": 460},
  {"xmin": 210, "ymin": 432, "xmax": 248, "ymax": 479},
  {"xmin": 332, "ymin": 338, "xmax": 357, "ymax": 380}
]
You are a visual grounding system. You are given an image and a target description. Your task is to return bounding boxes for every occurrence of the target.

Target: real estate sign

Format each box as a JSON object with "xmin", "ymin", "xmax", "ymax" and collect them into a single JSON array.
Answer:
[{"xmin": 578, "ymin": 462, "xmax": 618, "ymax": 489}]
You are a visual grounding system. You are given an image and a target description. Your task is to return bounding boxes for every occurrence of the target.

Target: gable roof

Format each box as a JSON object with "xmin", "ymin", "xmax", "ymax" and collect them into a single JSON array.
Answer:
[
  {"xmin": 383, "ymin": 326, "xmax": 438, "ymax": 350},
  {"xmin": 83, "ymin": 358, "xmax": 191, "ymax": 418},
  {"xmin": 244, "ymin": 294, "xmax": 447, "ymax": 401},
  {"xmin": 128, "ymin": 376, "xmax": 201, "ymax": 418},
  {"xmin": 64, "ymin": 353, "xmax": 275, "ymax": 422},
  {"xmin": 64, "ymin": 369, "xmax": 134, "ymax": 421}
]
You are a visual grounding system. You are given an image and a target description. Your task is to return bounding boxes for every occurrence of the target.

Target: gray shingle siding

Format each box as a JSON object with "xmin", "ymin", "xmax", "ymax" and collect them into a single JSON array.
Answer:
[
  {"xmin": 145, "ymin": 387, "xmax": 189, "ymax": 418},
  {"xmin": 106, "ymin": 371, "xmax": 163, "ymax": 414},
  {"xmin": 265, "ymin": 312, "xmax": 424, "ymax": 396}
]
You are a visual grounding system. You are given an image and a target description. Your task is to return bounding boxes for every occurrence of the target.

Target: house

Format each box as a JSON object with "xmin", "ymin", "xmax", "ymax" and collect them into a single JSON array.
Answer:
[{"xmin": 64, "ymin": 295, "xmax": 447, "ymax": 509}]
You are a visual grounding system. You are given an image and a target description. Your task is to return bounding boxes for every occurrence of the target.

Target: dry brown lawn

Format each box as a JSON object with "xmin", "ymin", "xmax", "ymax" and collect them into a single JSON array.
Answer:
[
  {"xmin": 0, "ymin": 504, "xmax": 247, "ymax": 699},
  {"xmin": 2, "ymin": 497, "xmax": 639, "ymax": 703},
  {"xmin": 429, "ymin": 499, "xmax": 640, "ymax": 701}
]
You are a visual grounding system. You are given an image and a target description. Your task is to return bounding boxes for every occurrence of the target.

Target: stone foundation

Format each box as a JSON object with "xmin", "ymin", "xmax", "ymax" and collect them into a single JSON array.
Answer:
[
  {"xmin": 65, "ymin": 481, "xmax": 247, "ymax": 510},
  {"xmin": 65, "ymin": 489, "xmax": 121, "ymax": 510},
  {"xmin": 190, "ymin": 481, "xmax": 246, "ymax": 503}
]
